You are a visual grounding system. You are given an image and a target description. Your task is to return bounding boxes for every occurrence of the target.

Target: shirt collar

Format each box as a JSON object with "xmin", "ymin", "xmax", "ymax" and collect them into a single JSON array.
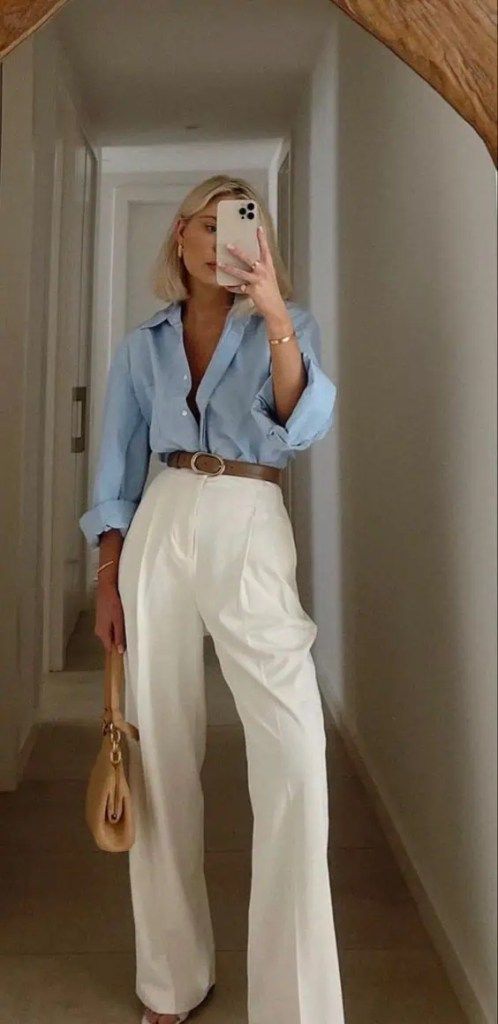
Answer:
[{"xmin": 139, "ymin": 302, "xmax": 181, "ymax": 329}]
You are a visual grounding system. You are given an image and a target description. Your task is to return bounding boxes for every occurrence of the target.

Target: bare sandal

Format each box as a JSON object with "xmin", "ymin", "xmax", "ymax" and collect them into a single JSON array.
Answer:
[
  {"xmin": 141, "ymin": 980, "xmax": 215, "ymax": 1022},
  {"xmin": 141, "ymin": 1011, "xmax": 189, "ymax": 1023}
]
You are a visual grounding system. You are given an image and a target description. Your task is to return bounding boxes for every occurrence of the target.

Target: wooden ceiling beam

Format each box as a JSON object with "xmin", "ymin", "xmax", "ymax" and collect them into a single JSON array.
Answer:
[
  {"xmin": 0, "ymin": 0, "xmax": 69, "ymax": 60},
  {"xmin": 330, "ymin": 0, "xmax": 497, "ymax": 166}
]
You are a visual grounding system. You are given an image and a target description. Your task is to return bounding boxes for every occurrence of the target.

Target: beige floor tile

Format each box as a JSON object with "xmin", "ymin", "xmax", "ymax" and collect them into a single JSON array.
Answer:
[
  {"xmin": 65, "ymin": 608, "xmax": 104, "ymax": 671},
  {"xmin": 330, "ymin": 844, "xmax": 412, "ymax": 903},
  {"xmin": 331, "ymin": 841, "xmax": 431, "ymax": 954},
  {"xmin": 204, "ymin": 638, "xmax": 244, "ymax": 727},
  {"xmin": 23, "ymin": 722, "xmax": 102, "ymax": 781},
  {"xmin": 325, "ymin": 728, "xmax": 357, "ymax": 777},
  {"xmin": 332, "ymin": 890, "xmax": 430, "ymax": 951},
  {"xmin": 0, "ymin": 827, "xmax": 432, "ymax": 961},
  {"xmin": 38, "ymin": 670, "xmax": 103, "ymax": 724},
  {"xmin": 0, "ymin": 952, "xmax": 140, "ymax": 1024},
  {"xmin": 341, "ymin": 948, "xmax": 468, "ymax": 1022},
  {"xmin": 0, "ymin": 951, "xmax": 243, "ymax": 1023},
  {"xmin": 0, "ymin": 947, "xmax": 468, "ymax": 1023},
  {"xmin": 1, "ymin": 837, "xmax": 257, "ymax": 960},
  {"xmin": 205, "ymin": 850, "xmax": 251, "ymax": 952},
  {"xmin": 204, "ymin": 844, "xmax": 430, "ymax": 956},
  {"xmin": 65, "ymin": 630, "xmax": 105, "ymax": 671},
  {"xmin": 329, "ymin": 774, "xmax": 388, "ymax": 848},
  {"xmin": 0, "ymin": 844, "xmax": 134, "ymax": 955},
  {"xmin": 202, "ymin": 726, "xmax": 253, "ymax": 852},
  {"xmin": 0, "ymin": 778, "xmax": 95, "ymax": 852},
  {"xmin": 205, "ymin": 842, "xmax": 427, "ymax": 957},
  {"xmin": 203, "ymin": 724, "xmax": 246, "ymax": 779}
]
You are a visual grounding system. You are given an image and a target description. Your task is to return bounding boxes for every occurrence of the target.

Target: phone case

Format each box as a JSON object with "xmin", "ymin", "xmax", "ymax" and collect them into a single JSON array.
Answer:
[{"xmin": 216, "ymin": 199, "xmax": 261, "ymax": 286}]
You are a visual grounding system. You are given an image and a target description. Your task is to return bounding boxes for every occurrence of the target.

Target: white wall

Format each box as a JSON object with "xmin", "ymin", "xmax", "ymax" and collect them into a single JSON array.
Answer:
[
  {"xmin": 290, "ymin": 24, "xmax": 344, "ymax": 715},
  {"xmin": 335, "ymin": 15, "xmax": 497, "ymax": 1024},
  {"xmin": 0, "ymin": 25, "xmax": 97, "ymax": 789},
  {"xmin": 0, "ymin": 37, "xmax": 36, "ymax": 789}
]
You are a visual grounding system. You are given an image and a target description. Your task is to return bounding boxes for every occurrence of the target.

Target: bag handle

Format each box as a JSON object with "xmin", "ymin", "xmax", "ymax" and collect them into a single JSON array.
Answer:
[{"xmin": 102, "ymin": 645, "xmax": 139, "ymax": 742}]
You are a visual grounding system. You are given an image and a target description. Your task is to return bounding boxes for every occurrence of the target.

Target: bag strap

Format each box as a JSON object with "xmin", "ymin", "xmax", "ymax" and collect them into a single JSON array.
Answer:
[{"xmin": 103, "ymin": 646, "xmax": 139, "ymax": 742}]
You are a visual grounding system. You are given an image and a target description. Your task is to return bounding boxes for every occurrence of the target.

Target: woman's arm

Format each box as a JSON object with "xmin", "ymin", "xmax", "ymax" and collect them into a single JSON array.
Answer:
[
  {"xmin": 263, "ymin": 306, "xmax": 308, "ymax": 426},
  {"xmin": 96, "ymin": 527, "xmax": 123, "ymax": 587},
  {"xmin": 94, "ymin": 527, "xmax": 128, "ymax": 653},
  {"xmin": 251, "ymin": 306, "xmax": 338, "ymax": 452}
]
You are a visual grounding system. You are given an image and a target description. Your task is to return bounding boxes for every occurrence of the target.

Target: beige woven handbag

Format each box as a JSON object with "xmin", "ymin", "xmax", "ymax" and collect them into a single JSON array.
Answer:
[{"xmin": 85, "ymin": 645, "xmax": 140, "ymax": 853}]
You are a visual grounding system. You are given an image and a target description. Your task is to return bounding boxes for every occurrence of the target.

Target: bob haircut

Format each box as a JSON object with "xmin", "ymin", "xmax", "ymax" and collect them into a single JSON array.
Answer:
[{"xmin": 150, "ymin": 174, "xmax": 293, "ymax": 320}]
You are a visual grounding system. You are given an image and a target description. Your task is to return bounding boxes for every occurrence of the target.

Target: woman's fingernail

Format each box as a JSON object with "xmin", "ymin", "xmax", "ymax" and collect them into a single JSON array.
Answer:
[{"xmin": 118, "ymin": 645, "xmax": 124, "ymax": 654}]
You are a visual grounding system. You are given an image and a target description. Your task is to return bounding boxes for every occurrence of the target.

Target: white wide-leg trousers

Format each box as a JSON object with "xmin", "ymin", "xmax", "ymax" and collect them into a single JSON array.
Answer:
[{"xmin": 117, "ymin": 465, "xmax": 346, "ymax": 1024}]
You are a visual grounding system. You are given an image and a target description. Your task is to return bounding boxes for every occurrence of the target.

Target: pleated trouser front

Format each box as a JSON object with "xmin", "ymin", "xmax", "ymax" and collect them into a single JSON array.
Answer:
[{"xmin": 117, "ymin": 464, "xmax": 346, "ymax": 1024}]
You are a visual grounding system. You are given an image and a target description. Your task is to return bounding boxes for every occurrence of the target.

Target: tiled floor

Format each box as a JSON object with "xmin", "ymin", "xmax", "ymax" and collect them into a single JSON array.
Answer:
[{"xmin": 0, "ymin": 611, "xmax": 467, "ymax": 1022}]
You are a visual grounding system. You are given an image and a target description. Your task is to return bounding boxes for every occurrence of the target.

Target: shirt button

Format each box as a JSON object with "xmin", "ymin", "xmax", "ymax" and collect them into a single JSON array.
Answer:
[
  {"xmin": 183, "ymin": 374, "xmax": 188, "ymax": 380},
  {"xmin": 181, "ymin": 409, "xmax": 188, "ymax": 416}
]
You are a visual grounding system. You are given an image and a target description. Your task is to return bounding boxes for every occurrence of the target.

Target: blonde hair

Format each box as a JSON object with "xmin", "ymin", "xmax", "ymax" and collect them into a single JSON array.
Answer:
[{"xmin": 150, "ymin": 174, "xmax": 293, "ymax": 319}]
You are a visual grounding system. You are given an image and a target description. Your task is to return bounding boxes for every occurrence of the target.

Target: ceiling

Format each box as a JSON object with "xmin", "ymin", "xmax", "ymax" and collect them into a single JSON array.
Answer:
[{"xmin": 52, "ymin": 0, "xmax": 336, "ymax": 144}]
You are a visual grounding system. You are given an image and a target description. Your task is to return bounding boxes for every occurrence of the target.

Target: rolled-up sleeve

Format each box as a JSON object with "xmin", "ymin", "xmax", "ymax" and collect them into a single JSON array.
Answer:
[
  {"xmin": 79, "ymin": 336, "xmax": 151, "ymax": 549},
  {"xmin": 250, "ymin": 308, "xmax": 337, "ymax": 452}
]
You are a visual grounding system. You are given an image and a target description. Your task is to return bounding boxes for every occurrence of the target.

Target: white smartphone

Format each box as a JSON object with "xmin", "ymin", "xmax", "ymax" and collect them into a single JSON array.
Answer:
[{"xmin": 216, "ymin": 198, "xmax": 261, "ymax": 287}]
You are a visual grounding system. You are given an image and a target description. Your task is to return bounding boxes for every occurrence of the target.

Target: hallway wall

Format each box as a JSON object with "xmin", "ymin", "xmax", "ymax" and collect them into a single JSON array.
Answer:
[
  {"xmin": 0, "ymin": 36, "xmax": 36, "ymax": 789},
  {"xmin": 336, "ymin": 15, "xmax": 497, "ymax": 1024},
  {"xmin": 289, "ymin": 21, "xmax": 343, "ymax": 712},
  {"xmin": 0, "ymin": 23, "xmax": 96, "ymax": 789}
]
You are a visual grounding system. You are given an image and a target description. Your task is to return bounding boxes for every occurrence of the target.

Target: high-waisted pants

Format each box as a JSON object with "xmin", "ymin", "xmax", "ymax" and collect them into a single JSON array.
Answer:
[{"xmin": 117, "ymin": 464, "xmax": 346, "ymax": 1024}]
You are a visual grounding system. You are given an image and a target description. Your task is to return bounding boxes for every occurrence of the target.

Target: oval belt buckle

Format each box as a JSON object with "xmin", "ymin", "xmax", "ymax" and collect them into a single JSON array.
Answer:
[{"xmin": 190, "ymin": 451, "xmax": 226, "ymax": 476}]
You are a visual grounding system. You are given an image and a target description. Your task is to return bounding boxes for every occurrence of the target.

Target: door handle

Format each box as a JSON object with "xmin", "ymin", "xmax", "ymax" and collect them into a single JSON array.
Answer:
[{"xmin": 71, "ymin": 385, "xmax": 87, "ymax": 453}]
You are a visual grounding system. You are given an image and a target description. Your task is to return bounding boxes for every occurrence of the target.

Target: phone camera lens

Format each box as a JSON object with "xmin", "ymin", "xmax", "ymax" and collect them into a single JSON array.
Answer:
[
  {"xmin": 247, "ymin": 212, "xmax": 254, "ymax": 219},
  {"xmin": 239, "ymin": 207, "xmax": 246, "ymax": 216},
  {"xmin": 247, "ymin": 202, "xmax": 255, "ymax": 210}
]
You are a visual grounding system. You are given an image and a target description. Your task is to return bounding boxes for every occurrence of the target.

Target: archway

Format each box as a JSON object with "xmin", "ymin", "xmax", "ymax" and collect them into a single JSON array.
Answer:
[{"xmin": 0, "ymin": 0, "xmax": 496, "ymax": 165}]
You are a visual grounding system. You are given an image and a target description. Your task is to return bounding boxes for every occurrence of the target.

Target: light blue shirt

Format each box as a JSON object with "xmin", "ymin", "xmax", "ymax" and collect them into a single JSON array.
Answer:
[{"xmin": 79, "ymin": 299, "xmax": 337, "ymax": 548}]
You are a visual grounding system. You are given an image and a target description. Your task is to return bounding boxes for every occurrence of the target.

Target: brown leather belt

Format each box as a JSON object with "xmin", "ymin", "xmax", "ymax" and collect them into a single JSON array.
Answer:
[{"xmin": 159, "ymin": 449, "xmax": 282, "ymax": 486}]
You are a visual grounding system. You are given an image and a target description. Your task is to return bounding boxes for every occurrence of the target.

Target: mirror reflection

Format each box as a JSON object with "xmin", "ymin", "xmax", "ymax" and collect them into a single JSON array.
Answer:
[{"xmin": 0, "ymin": 2, "xmax": 496, "ymax": 1023}]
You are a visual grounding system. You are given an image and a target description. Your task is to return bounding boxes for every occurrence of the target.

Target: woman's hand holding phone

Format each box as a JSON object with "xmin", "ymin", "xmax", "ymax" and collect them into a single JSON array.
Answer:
[{"xmin": 216, "ymin": 202, "xmax": 288, "ymax": 322}]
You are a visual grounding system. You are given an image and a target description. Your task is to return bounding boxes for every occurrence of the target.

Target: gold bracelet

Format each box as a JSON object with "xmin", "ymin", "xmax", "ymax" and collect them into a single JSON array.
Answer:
[
  {"xmin": 268, "ymin": 331, "xmax": 296, "ymax": 346},
  {"xmin": 93, "ymin": 559, "xmax": 116, "ymax": 583}
]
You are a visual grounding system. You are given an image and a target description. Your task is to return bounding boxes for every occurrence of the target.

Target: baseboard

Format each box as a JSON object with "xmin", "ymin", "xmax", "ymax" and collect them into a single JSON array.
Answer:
[
  {"xmin": 17, "ymin": 720, "xmax": 38, "ymax": 780},
  {"xmin": 0, "ymin": 721, "xmax": 38, "ymax": 792},
  {"xmin": 319, "ymin": 677, "xmax": 492, "ymax": 1024}
]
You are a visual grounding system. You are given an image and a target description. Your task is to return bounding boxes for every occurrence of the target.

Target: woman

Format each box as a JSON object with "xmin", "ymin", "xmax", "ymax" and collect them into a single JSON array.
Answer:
[{"xmin": 79, "ymin": 175, "xmax": 345, "ymax": 1024}]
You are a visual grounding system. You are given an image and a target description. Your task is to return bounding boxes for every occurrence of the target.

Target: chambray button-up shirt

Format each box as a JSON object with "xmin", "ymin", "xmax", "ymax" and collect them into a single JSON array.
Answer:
[{"xmin": 79, "ymin": 299, "xmax": 337, "ymax": 549}]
